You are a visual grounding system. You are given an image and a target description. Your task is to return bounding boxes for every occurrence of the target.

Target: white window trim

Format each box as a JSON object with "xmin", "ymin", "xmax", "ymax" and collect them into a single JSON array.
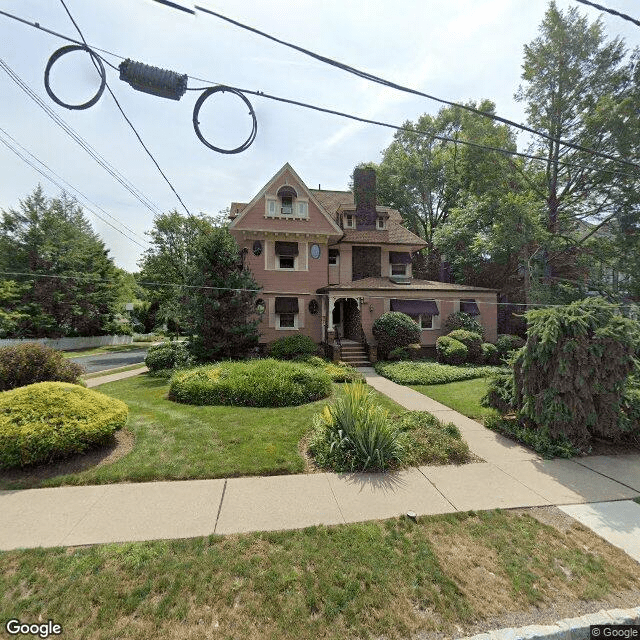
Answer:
[
  {"xmin": 409, "ymin": 313, "xmax": 435, "ymax": 331},
  {"xmin": 344, "ymin": 214, "xmax": 355, "ymax": 229},
  {"xmin": 277, "ymin": 313, "xmax": 299, "ymax": 330},
  {"xmin": 377, "ymin": 217, "xmax": 386, "ymax": 230},
  {"xmin": 265, "ymin": 196, "xmax": 309, "ymax": 220}
]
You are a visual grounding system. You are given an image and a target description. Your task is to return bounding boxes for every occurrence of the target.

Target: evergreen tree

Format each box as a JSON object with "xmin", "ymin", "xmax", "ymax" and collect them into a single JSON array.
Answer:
[{"xmin": 0, "ymin": 186, "xmax": 120, "ymax": 338}]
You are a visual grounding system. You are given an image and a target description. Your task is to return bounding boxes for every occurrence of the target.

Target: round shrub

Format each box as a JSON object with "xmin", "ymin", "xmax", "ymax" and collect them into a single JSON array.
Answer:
[
  {"xmin": 0, "ymin": 343, "xmax": 84, "ymax": 391},
  {"xmin": 269, "ymin": 335, "xmax": 317, "ymax": 360},
  {"xmin": 481, "ymin": 342, "xmax": 500, "ymax": 365},
  {"xmin": 168, "ymin": 359, "xmax": 332, "ymax": 407},
  {"xmin": 144, "ymin": 341, "xmax": 191, "ymax": 373},
  {"xmin": 372, "ymin": 312, "xmax": 421, "ymax": 357},
  {"xmin": 443, "ymin": 311, "xmax": 485, "ymax": 340},
  {"xmin": 496, "ymin": 334, "xmax": 526, "ymax": 358},
  {"xmin": 388, "ymin": 347, "xmax": 410, "ymax": 361},
  {"xmin": 0, "ymin": 382, "xmax": 128, "ymax": 469},
  {"xmin": 435, "ymin": 336, "xmax": 468, "ymax": 365},
  {"xmin": 446, "ymin": 329, "xmax": 483, "ymax": 363}
]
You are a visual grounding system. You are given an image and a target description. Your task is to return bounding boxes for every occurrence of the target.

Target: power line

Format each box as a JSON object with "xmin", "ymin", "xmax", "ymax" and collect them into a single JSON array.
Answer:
[
  {"xmin": 57, "ymin": 0, "xmax": 192, "ymax": 216},
  {"xmin": 0, "ymin": 10, "xmax": 638, "ymax": 180},
  {"xmin": 0, "ymin": 125, "xmax": 149, "ymax": 245},
  {"xmin": 193, "ymin": 4, "xmax": 640, "ymax": 172},
  {"xmin": 0, "ymin": 58, "xmax": 163, "ymax": 216},
  {"xmin": 2, "ymin": 270, "xmax": 637, "ymax": 310},
  {"xmin": 573, "ymin": 0, "xmax": 640, "ymax": 27},
  {"xmin": 0, "ymin": 133, "xmax": 149, "ymax": 250}
]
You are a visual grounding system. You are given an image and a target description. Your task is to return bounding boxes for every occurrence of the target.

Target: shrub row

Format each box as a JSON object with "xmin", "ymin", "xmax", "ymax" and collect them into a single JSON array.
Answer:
[
  {"xmin": 374, "ymin": 361, "xmax": 502, "ymax": 386},
  {"xmin": 0, "ymin": 382, "xmax": 128, "ymax": 469}
]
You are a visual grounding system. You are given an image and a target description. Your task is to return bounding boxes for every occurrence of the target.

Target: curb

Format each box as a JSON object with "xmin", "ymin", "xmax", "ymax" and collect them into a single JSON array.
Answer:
[{"xmin": 462, "ymin": 607, "xmax": 640, "ymax": 640}]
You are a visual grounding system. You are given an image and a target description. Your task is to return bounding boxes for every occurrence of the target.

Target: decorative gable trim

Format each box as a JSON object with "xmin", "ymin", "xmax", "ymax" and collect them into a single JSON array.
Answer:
[{"xmin": 229, "ymin": 163, "xmax": 343, "ymax": 235}]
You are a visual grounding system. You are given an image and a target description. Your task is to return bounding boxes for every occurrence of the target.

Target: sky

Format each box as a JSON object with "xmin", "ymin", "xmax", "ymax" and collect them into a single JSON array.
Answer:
[{"xmin": 1, "ymin": 0, "xmax": 638, "ymax": 272}]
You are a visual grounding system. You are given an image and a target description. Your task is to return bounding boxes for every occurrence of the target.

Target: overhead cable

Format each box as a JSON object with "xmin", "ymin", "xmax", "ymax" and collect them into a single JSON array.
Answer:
[
  {"xmin": 0, "ymin": 58, "xmax": 162, "ymax": 215},
  {"xmin": 193, "ymin": 4, "xmax": 640, "ymax": 171},
  {"xmin": 0, "ymin": 134, "xmax": 148, "ymax": 250},
  {"xmin": 572, "ymin": 0, "xmax": 640, "ymax": 27},
  {"xmin": 0, "ymin": 9, "xmax": 638, "ymax": 177},
  {"xmin": 57, "ymin": 0, "xmax": 193, "ymax": 215},
  {"xmin": 0, "ymin": 125, "xmax": 149, "ymax": 245}
]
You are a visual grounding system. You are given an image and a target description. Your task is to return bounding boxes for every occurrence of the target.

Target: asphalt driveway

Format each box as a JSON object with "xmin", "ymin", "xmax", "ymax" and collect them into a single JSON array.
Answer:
[{"xmin": 68, "ymin": 348, "xmax": 149, "ymax": 373}]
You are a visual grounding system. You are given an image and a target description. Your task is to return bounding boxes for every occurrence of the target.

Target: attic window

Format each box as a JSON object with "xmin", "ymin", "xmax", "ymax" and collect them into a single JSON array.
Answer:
[
  {"xmin": 277, "ymin": 185, "xmax": 298, "ymax": 215},
  {"xmin": 377, "ymin": 217, "xmax": 385, "ymax": 229},
  {"xmin": 344, "ymin": 214, "xmax": 355, "ymax": 229},
  {"xmin": 281, "ymin": 196, "xmax": 293, "ymax": 214}
]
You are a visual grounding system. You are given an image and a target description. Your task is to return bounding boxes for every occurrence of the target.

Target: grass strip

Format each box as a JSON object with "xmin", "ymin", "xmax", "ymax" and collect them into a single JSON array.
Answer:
[{"xmin": 1, "ymin": 510, "xmax": 637, "ymax": 640}]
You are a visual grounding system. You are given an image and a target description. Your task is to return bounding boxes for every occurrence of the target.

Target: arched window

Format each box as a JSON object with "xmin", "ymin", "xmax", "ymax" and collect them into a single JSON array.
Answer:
[{"xmin": 277, "ymin": 185, "xmax": 298, "ymax": 214}]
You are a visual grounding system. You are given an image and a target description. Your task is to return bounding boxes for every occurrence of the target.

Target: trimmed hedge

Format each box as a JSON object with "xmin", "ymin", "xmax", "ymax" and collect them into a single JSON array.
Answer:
[
  {"xmin": 168, "ymin": 359, "xmax": 332, "ymax": 407},
  {"xmin": 446, "ymin": 329, "xmax": 483, "ymax": 363},
  {"xmin": 144, "ymin": 341, "xmax": 192, "ymax": 373},
  {"xmin": 0, "ymin": 382, "xmax": 128, "ymax": 469},
  {"xmin": 0, "ymin": 343, "xmax": 84, "ymax": 391},
  {"xmin": 269, "ymin": 335, "xmax": 317, "ymax": 360},
  {"xmin": 375, "ymin": 360, "xmax": 502, "ymax": 385},
  {"xmin": 443, "ymin": 311, "xmax": 485, "ymax": 340},
  {"xmin": 372, "ymin": 312, "xmax": 421, "ymax": 357},
  {"xmin": 435, "ymin": 336, "xmax": 468, "ymax": 365}
]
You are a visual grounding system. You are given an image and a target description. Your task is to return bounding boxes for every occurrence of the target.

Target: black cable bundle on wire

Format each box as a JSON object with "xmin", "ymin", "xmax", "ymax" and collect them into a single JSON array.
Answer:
[{"xmin": 42, "ymin": 41, "xmax": 257, "ymax": 154}]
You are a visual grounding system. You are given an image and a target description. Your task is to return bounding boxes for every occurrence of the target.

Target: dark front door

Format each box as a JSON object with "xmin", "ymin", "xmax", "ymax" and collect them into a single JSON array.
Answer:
[{"xmin": 343, "ymin": 298, "xmax": 364, "ymax": 342}]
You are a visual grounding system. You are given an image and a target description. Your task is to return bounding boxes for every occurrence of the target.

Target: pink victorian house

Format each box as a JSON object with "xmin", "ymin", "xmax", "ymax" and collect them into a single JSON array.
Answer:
[{"xmin": 229, "ymin": 164, "xmax": 498, "ymax": 364}]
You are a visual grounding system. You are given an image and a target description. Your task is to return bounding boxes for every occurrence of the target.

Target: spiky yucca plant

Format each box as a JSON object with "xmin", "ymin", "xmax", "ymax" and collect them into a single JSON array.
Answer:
[{"xmin": 309, "ymin": 381, "xmax": 408, "ymax": 471}]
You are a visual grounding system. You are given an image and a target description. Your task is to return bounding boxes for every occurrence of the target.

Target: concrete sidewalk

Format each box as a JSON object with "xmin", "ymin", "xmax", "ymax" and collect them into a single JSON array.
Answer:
[{"xmin": 1, "ymin": 367, "xmax": 639, "ymax": 551}]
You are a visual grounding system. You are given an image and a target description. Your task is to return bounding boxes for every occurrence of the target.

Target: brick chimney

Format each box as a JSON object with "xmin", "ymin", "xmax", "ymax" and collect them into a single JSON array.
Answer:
[{"xmin": 353, "ymin": 167, "xmax": 377, "ymax": 230}]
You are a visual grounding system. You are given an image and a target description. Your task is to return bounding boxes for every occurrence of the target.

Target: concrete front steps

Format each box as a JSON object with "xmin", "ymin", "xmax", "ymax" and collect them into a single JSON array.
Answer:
[{"xmin": 339, "ymin": 341, "xmax": 370, "ymax": 366}]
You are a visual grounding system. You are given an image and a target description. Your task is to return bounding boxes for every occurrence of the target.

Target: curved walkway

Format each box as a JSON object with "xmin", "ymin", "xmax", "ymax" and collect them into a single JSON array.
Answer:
[{"xmin": 0, "ymin": 367, "xmax": 639, "ymax": 552}]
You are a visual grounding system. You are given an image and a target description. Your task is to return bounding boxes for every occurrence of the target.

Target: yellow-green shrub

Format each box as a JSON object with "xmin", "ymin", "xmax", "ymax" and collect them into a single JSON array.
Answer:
[{"xmin": 0, "ymin": 382, "xmax": 128, "ymax": 468}]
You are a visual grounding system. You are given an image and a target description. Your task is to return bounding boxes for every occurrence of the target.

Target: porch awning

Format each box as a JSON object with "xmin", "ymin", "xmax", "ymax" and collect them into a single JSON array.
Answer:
[
  {"xmin": 390, "ymin": 299, "xmax": 439, "ymax": 315},
  {"xmin": 460, "ymin": 300, "xmax": 480, "ymax": 316},
  {"xmin": 275, "ymin": 297, "xmax": 299, "ymax": 314},
  {"xmin": 275, "ymin": 241, "xmax": 299, "ymax": 256},
  {"xmin": 389, "ymin": 251, "xmax": 412, "ymax": 264}
]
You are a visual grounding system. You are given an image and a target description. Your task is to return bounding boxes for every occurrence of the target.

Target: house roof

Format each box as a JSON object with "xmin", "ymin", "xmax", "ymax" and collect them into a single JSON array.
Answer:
[
  {"xmin": 339, "ymin": 225, "xmax": 427, "ymax": 248},
  {"xmin": 317, "ymin": 277, "xmax": 497, "ymax": 293}
]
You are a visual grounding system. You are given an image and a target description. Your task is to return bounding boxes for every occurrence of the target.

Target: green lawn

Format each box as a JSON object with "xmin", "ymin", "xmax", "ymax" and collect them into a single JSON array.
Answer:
[
  {"xmin": 1, "ymin": 510, "xmax": 637, "ymax": 640},
  {"xmin": 411, "ymin": 377, "xmax": 497, "ymax": 420},
  {"xmin": 0, "ymin": 374, "xmax": 404, "ymax": 490}
]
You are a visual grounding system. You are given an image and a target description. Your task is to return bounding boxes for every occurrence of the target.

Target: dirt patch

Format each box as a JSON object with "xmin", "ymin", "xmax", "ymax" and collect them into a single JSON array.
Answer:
[
  {"xmin": 298, "ymin": 435, "xmax": 323, "ymax": 474},
  {"xmin": 580, "ymin": 438, "xmax": 640, "ymax": 456},
  {"xmin": 0, "ymin": 429, "xmax": 134, "ymax": 487}
]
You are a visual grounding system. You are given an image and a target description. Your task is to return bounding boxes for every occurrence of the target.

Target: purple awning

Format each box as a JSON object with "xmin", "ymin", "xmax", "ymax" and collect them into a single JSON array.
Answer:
[
  {"xmin": 460, "ymin": 300, "xmax": 480, "ymax": 316},
  {"xmin": 390, "ymin": 299, "xmax": 439, "ymax": 315},
  {"xmin": 274, "ymin": 241, "xmax": 299, "ymax": 256},
  {"xmin": 389, "ymin": 251, "xmax": 412, "ymax": 264},
  {"xmin": 275, "ymin": 297, "xmax": 299, "ymax": 313}
]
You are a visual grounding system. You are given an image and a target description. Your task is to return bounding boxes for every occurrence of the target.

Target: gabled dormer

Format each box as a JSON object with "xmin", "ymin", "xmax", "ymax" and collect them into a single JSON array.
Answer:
[{"xmin": 265, "ymin": 185, "xmax": 309, "ymax": 220}]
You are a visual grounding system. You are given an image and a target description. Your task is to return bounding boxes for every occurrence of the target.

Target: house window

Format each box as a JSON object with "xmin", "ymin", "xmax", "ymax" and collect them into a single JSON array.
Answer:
[
  {"xmin": 409, "ymin": 314, "xmax": 433, "ymax": 330},
  {"xmin": 275, "ymin": 297, "xmax": 299, "ymax": 330},
  {"xmin": 252, "ymin": 240, "xmax": 262, "ymax": 256},
  {"xmin": 266, "ymin": 199, "xmax": 276, "ymax": 216},
  {"xmin": 275, "ymin": 241, "xmax": 298, "ymax": 270},
  {"xmin": 278, "ymin": 313, "xmax": 295, "ymax": 328},
  {"xmin": 377, "ymin": 217, "xmax": 385, "ymax": 230},
  {"xmin": 344, "ymin": 214, "xmax": 355, "ymax": 228},
  {"xmin": 281, "ymin": 196, "xmax": 293, "ymax": 214},
  {"xmin": 328, "ymin": 249, "xmax": 339, "ymax": 266},
  {"xmin": 391, "ymin": 263, "xmax": 407, "ymax": 276},
  {"xmin": 297, "ymin": 201, "xmax": 308, "ymax": 217}
]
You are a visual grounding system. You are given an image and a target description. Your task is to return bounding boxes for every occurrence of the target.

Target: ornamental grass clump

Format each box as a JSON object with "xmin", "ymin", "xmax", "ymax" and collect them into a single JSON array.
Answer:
[
  {"xmin": 309, "ymin": 381, "xmax": 408, "ymax": 471},
  {"xmin": 0, "ymin": 382, "xmax": 128, "ymax": 468},
  {"xmin": 168, "ymin": 359, "xmax": 332, "ymax": 407},
  {"xmin": 494, "ymin": 297, "xmax": 640, "ymax": 448}
]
